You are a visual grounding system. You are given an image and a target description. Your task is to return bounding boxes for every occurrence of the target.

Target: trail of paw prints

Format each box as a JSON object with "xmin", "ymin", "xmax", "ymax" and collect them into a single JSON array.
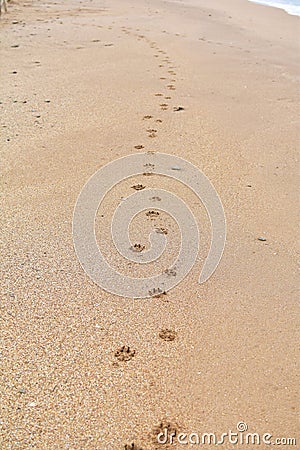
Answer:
[
  {"xmin": 103, "ymin": 27, "xmax": 182, "ymax": 432},
  {"xmin": 117, "ymin": 26, "xmax": 186, "ymax": 149}
]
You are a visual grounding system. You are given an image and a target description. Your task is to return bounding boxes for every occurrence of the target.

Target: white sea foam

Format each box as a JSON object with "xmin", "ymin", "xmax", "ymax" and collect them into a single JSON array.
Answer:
[{"xmin": 250, "ymin": 0, "xmax": 300, "ymax": 16}]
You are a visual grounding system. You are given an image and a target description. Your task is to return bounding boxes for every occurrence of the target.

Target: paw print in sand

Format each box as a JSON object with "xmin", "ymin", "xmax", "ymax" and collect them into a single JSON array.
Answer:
[
  {"xmin": 146, "ymin": 210, "xmax": 160, "ymax": 218},
  {"xmin": 131, "ymin": 243, "xmax": 145, "ymax": 252},
  {"xmin": 131, "ymin": 184, "xmax": 145, "ymax": 191},
  {"xmin": 159, "ymin": 329, "xmax": 177, "ymax": 341},
  {"xmin": 155, "ymin": 227, "xmax": 168, "ymax": 235},
  {"xmin": 115, "ymin": 346, "xmax": 136, "ymax": 362},
  {"xmin": 124, "ymin": 443, "xmax": 144, "ymax": 450},
  {"xmin": 148, "ymin": 287, "xmax": 167, "ymax": 298},
  {"xmin": 164, "ymin": 268, "xmax": 176, "ymax": 276}
]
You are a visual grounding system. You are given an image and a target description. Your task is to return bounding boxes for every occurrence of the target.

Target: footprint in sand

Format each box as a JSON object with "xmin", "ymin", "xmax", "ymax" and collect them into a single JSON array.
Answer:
[
  {"xmin": 164, "ymin": 267, "xmax": 176, "ymax": 276},
  {"xmin": 144, "ymin": 163, "xmax": 155, "ymax": 170},
  {"xmin": 134, "ymin": 144, "xmax": 144, "ymax": 149},
  {"xmin": 156, "ymin": 119, "xmax": 163, "ymax": 123},
  {"xmin": 156, "ymin": 227, "xmax": 168, "ymax": 235},
  {"xmin": 146, "ymin": 210, "xmax": 159, "ymax": 218},
  {"xmin": 154, "ymin": 93, "xmax": 163, "ymax": 96},
  {"xmin": 115, "ymin": 346, "xmax": 136, "ymax": 362},
  {"xmin": 167, "ymin": 85, "xmax": 176, "ymax": 90},
  {"xmin": 159, "ymin": 329, "xmax": 177, "ymax": 341},
  {"xmin": 160, "ymin": 103, "xmax": 168, "ymax": 110},
  {"xmin": 124, "ymin": 444, "xmax": 144, "ymax": 450},
  {"xmin": 147, "ymin": 128, "xmax": 157, "ymax": 138},
  {"xmin": 148, "ymin": 287, "xmax": 167, "ymax": 298},
  {"xmin": 153, "ymin": 420, "xmax": 179, "ymax": 442},
  {"xmin": 143, "ymin": 115, "xmax": 153, "ymax": 120},
  {"xmin": 132, "ymin": 184, "xmax": 145, "ymax": 190},
  {"xmin": 131, "ymin": 243, "xmax": 145, "ymax": 252}
]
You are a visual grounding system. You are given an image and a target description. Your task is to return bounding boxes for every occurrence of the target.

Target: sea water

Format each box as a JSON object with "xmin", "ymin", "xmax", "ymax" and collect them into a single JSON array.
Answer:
[{"xmin": 250, "ymin": 0, "xmax": 300, "ymax": 16}]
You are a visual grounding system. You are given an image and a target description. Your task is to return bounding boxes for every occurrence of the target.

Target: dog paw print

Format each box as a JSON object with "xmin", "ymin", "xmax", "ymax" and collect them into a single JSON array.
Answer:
[
  {"xmin": 152, "ymin": 420, "xmax": 179, "ymax": 446},
  {"xmin": 131, "ymin": 243, "xmax": 145, "ymax": 252},
  {"xmin": 147, "ymin": 128, "xmax": 157, "ymax": 138},
  {"xmin": 146, "ymin": 210, "xmax": 160, "ymax": 218},
  {"xmin": 164, "ymin": 268, "xmax": 176, "ymax": 276},
  {"xmin": 132, "ymin": 184, "xmax": 145, "ymax": 190},
  {"xmin": 159, "ymin": 329, "xmax": 177, "ymax": 341},
  {"xmin": 144, "ymin": 162, "xmax": 155, "ymax": 170},
  {"xmin": 124, "ymin": 443, "xmax": 144, "ymax": 450},
  {"xmin": 160, "ymin": 103, "xmax": 168, "ymax": 110},
  {"xmin": 149, "ymin": 287, "xmax": 167, "ymax": 298},
  {"xmin": 156, "ymin": 227, "xmax": 168, "ymax": 235},
  {"xmin": 115, "ymin": 346, "xmax": 136, "ymax": 361}
]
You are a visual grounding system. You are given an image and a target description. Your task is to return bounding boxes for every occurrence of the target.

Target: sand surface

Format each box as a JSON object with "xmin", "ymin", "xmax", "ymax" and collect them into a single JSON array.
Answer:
[{"xmin": 0, "ymin": 0, "xmax": 299, "ymax": 448}]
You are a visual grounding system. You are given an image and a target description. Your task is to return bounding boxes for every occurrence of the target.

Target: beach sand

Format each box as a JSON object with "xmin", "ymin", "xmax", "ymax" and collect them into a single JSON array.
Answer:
[{"xmin": 0, "ymin": 0, "xmax": 299, "ymax": 448}]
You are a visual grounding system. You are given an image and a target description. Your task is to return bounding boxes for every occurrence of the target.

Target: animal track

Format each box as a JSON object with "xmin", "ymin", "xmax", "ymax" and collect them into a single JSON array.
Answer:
[
  {"xmin": 152, "ymin": 420, "xmax": 179, "ymax": 446},
  {"xmin": 160, "ymin": 103, "xmax": 168, "ymax": 110},
  {"xmin": 115, "ymin": 346, "xmax": 136, "ymax": 362},
  {"xmin": 146, "ymin": 129, "xmax": 157, "ymax": 137},
  {"xmin": 132, "ymin": 184, "xmax": 145, "ymax": 190},
  {"xmin": 164, "ymin": 268, "xmax": 176, "ymax": 276},
  {"xmin": 131, "ymin": 243, "xmax": 145, "ymax": 252},
  {"xmin": 146, "ymin": 210, "xmax": 160, "ymax": 217},
  {"xmin": 159, "ymin": 329, "xmax": 177, "ymax": 341},
  {"xmin": 143, "ymin": 115, "xmax": 153, "ymax": 119},
  {"xmin": 124, "ymin": 444, "xmax": 144, "ymax": 450},
  {"xmin": 148, "ymin": 287, "xmax": 167, "ymax": 298},
  {"xmin": 134, "ymin": 144, "xmax": 144, "ymax": 149},
  {"xmin": 156, "ymin": 227, "xmax": 168, "ymax": 235},
  {"xmin": 144, "ymin": 163, "xmax": 154, "ymax": 170}
]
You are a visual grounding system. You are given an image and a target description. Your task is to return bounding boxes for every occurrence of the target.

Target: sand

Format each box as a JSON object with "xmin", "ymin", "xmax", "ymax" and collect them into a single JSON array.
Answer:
[{"xmin": 0, "ymin": 0, "xmax": 299, "ymax": 448}]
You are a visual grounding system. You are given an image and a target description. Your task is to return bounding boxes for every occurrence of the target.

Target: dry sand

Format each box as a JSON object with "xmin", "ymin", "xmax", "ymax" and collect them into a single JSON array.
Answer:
[{"xmin": 0, "ymin": 0, "xmax": 299, "ymax": 448}]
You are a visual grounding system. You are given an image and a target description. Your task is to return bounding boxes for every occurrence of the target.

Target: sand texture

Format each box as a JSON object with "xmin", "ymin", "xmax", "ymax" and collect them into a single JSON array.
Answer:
[{"xmin": 0, "ymin": 0, "xmax": 299, "ymax": 448}]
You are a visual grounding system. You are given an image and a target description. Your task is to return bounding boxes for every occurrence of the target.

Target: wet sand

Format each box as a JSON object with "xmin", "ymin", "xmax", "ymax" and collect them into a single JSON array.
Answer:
[{"xmin": 0, "ymin": 0, "xmax": 299, "ymax": 448}]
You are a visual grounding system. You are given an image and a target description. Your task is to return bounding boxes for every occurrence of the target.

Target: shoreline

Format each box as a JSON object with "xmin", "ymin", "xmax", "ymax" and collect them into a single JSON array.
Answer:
[{"xmin": 248, "ymin": 0, "xmax": 300, "ymax": 16}]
